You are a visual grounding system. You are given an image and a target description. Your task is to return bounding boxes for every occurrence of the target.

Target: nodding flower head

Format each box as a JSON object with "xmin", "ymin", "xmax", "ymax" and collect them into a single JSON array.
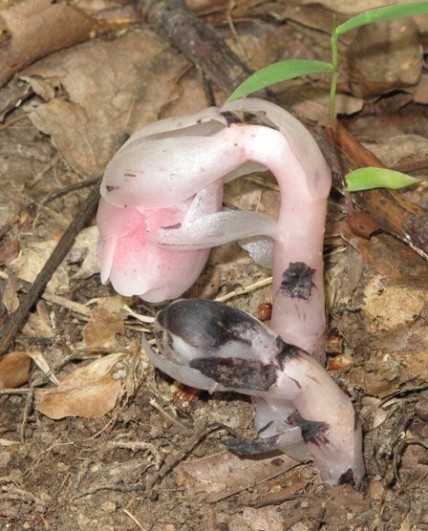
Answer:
[
  {"xmin": 98, "ymin": 98, "xmax": 331, "ymax": 355},
  {"xmin": 144, "ymin": 299, "xmax": 366, "ymax": 488}
]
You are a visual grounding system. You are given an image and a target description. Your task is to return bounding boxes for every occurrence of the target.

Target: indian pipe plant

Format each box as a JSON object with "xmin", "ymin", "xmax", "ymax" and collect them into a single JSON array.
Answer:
[
  {"xmin": 97, "ymin": 97, "xmax": 366, "ymax": 487},
  {"xmin": 96, "ymin": 1, "xmax": 428, "ymax": 491}
]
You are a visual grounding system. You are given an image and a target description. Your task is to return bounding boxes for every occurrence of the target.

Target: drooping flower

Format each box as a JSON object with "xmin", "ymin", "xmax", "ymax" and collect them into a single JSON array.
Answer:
[
  {"xmin": 144, "ymin": 299, "xmax": 366, "ymax": 488},
  {"xmin": 98, "ymin": 98, "xmax": 331, "ymax": 355}
]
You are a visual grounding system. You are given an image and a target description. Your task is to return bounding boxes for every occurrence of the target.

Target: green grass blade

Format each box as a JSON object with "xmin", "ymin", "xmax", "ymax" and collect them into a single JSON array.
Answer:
[
  {"xmin": 345, "ymin": 167, "xmax": 420, "ymax": 191},
  {"xmin": 227, "ymin": 60, "xmax": 333, "ymax": 102},
  {"xmin": 336, "ymin": 2, "xmax": 428, "ymax": 36}
]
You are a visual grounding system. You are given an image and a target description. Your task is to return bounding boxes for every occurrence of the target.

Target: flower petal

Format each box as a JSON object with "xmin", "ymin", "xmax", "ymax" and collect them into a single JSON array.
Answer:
[{"xmin": 150, "ymin": 210, "xmax": 277, "ymax": 249}]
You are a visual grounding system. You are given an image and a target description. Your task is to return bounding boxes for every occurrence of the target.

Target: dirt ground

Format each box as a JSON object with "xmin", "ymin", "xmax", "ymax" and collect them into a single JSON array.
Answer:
[{"xmin": 0, "ymin": 1, "xmax": 428, "ymax": 529}]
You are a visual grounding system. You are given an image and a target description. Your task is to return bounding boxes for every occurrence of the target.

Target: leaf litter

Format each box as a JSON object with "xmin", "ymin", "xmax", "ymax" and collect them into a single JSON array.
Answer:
[{"xmin": 0, "ymin": 0, "xmax": 427, "ymax": 529}]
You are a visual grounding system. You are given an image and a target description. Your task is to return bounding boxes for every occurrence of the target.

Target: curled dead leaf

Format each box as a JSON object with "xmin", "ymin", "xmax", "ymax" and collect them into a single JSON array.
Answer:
[
  {"xmin": 35, "ymin": 353, "xmax": 124, "ymax": 419},
  {"xmin": 0, "ymin": 351, "xmax": 31, "ymax": 389}
]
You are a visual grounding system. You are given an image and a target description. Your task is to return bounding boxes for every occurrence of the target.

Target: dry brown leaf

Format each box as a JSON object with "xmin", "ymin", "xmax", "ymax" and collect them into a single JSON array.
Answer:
[
  {"xmin": 8, "ymin": 239, "xmax": 69, "ymax": 295},
  {"xmin": 83, "ymin": 307, "xmax": 125, "ymax": 350},
  {"xmin": 8, "ymin": 226, "xmax": 99, "ymax": 296},
  {"xmin": 35, "ymin": 353, "xmax": 124, "ymax": 419},
  {"xmin": 174, "ymin": 450, "xmax": 299, "ymax": 497},
  {"xmin": 363, "ymin": 275, "xmax": 426, "ymax": 332},
  {"xmin": 2, "ymin": 275, "xmax": 19, "ymax": 314},
  {"xmin": 278, "ymin": 86, "xmax": 363, "ymax": 125},
  {"xmin": 27, "ymin": 348, "xmax": 59, "ymax": 385},
  {"xmin": 0, "ymin": 239, "xmax": 19, "ymax": 266},
  {"xmin": 413, "ymin": 73, "xmax": 428, "ymax": 104},
  {"xmin": 363, "ymin": 134, "xmax": 428, "ymax": 168},
  {"xmin": 22, "ymin": 29, "xmax": 189, "ymax": 176},
  {"xmin": 348, "ymin": 19, "xmax": 423, "ymax": 98},
  {"xmin": 22, "ymin": 301, "xmax": 54, "ymax": 339},
  {"xmin": 0, "ymin": 351, "xmax": 32, "ymax": 389},
  {"xmin": 0, "ymin": 0, "xmax": 98, "ymax": 87}
]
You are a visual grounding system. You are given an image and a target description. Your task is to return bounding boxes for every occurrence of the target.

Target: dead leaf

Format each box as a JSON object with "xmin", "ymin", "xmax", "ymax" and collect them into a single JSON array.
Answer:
[
  {"xmin": 9, "ymin": 239, "xmax": 69, "ymax": 295},
  {"xmin": 279, "ymin": 86, "xmax": 363, "ymax": 125},
  {"xmin": 363, "ymin": 275, "xmax": 425, "ymax": 331},
  {"xmin": 346, "ymin": 211, "xmax": 380, "ymax": 239},
  {"xmin": 0, "ymin": 239, "xmax": 19, "ymax": 266},
  {"xmin": 27, "ymin": 348, "xmax": 59, "ymax": 385},
  {"xmin": 363, "ymin": 134, "xmax": 428, "ymax": 169},
  {"xmin": 0, "ymin": 351, "xmax": 32, "ymax": 389},
  {"xmin": 2, "ymin": 276, "xmax": 19, "ymax": 314},
  {"xmin": 22, "ymin": 29, "xmax": 189, "ymax": 176},
  {"xmin": 0, "ymin": 0, "xmax": 98, "ymax": 87},
  {"xmin": 83, "ymin": 307, "xmax": 125, "ymax": 350},
  {"xmin": 348, "ymin": 19, "xmax": 423, "ymax": 98},
  {"xmin": 69, "ymin": 226, "xmax": 99, "ymax": 280},
  {"xmin": 35, "ymin": 353, "xmax": 124, "ymax": 419},
  {"xmin": 413, "ymin": 73, "xmax": 428, "ymax": 104},
  {"xmin": 22, "ymin": 301, "xmax": 54, "ymax": 339},
  {"xmin": 174, "ymin": 450, "xmax": 299, "ymax": 498}
]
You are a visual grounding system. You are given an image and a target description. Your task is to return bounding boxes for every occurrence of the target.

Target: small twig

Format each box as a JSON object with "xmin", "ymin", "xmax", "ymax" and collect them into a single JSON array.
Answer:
[
  {"xmin": 146, "ymin": 420, "xmax": 230, "ymax": 494},
  {"xmin": 0, "ymin": 180, "xmax": 101, "ymax": 357},
  {"xmin": 122, "ymin": 509, "xmax": 148, "ymax": 531},
  {"xmin": 207, "ymin": 461, "xmax": 306, "ymax": 504},
  {"xmin": 42, "ymin": 177, "xmax": 101, "ymax": 205},
  {"xmin": 26, "ymin": 153, "xmax": 60, "ymax": 189},
  {"xmin": 149, "ymin": 398, "xmax": 188, "ymax": 430},
  {"xmin": 19, "ymin": 389, "xmax": 35, "ymax": 443},
  {"xmin": 0, "ymin": 387, "xmax": 36, "ymax": 395},
  {"xmin": 215, "ymin": 277, "xmax": 272, "ymax": 303}
]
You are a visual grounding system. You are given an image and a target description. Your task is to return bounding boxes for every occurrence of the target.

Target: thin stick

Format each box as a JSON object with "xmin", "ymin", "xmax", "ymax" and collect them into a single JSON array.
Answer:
[
  {"xmin": 215, "ymin": 277, "xmax": 272, "ymax": 303},
  {"xmin": 0, "ymin": 181, "xmax": 100, "ymax": 356}
]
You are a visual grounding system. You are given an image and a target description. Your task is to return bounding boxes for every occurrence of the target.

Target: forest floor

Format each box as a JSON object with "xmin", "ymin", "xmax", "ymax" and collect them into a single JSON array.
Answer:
[{"xmin": 0, "ymin": 0, "xmax": 427, "ymax": 529}]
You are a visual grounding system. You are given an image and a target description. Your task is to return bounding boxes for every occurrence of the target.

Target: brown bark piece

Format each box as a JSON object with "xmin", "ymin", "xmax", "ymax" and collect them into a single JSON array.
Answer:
[
  {"xmin": 146, "ymin": 0, "xmax": 252, "ymax": 95},
  {"xmin": 332, "ymin": 123, "xmax": 428, "ymax": 260}
]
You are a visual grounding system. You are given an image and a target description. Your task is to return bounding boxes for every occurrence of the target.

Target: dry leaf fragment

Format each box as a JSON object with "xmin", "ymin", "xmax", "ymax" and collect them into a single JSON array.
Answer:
[
  {"xmin": 22, "ymin": 301, "xmax": 54, "ymax": 339},
  {"xmin": 2, "ymin": 276, "xmax": 19, "ymax": 314},
  {"xmin": 23, "ymin": 29, "xmax": 189, "ymax": 176},
  {"xmin": 70, "ymin": 226, "xmax": 100, "ymax": 280},
  {"xmin": 175, "ymin": 450, "xmax": 299, "ymax": 497},
  {"xmin": 0, "ymin": 0, "xmax": 98, "ymax": 87},
  {"xmin": 0, "ymin": 239, "xmax": 19, "ymax": 266},
  {"xmin": 9, "ymin": 239, "xmax": 70, "ymax": 295},
  {"xmin": 27, "ymin": 349, "xmax": 59, "ymax": 385},
  {"xmin": 83, "ymin": 307, "xmax": 125, "ymax": 350},
  {"xmin": 0, "ymin": 351, "xmax": 31, "ymax": 389},
  {"xmin": 35, "ymin": 353, "xmax": 124, "ymax": 419},
  {"xmin": 348, "ymin": 19, "xmax": 423, "ymax": 98}
]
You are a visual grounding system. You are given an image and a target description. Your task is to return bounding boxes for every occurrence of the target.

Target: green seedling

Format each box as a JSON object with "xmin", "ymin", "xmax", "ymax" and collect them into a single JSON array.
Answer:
[
  {"xmin": 345, "ymin": 167, "xmax": 420, "ymax": 192},
  {"xmin": 228, "ymin": 2, "xmax": 427, "ymax": 191}
]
